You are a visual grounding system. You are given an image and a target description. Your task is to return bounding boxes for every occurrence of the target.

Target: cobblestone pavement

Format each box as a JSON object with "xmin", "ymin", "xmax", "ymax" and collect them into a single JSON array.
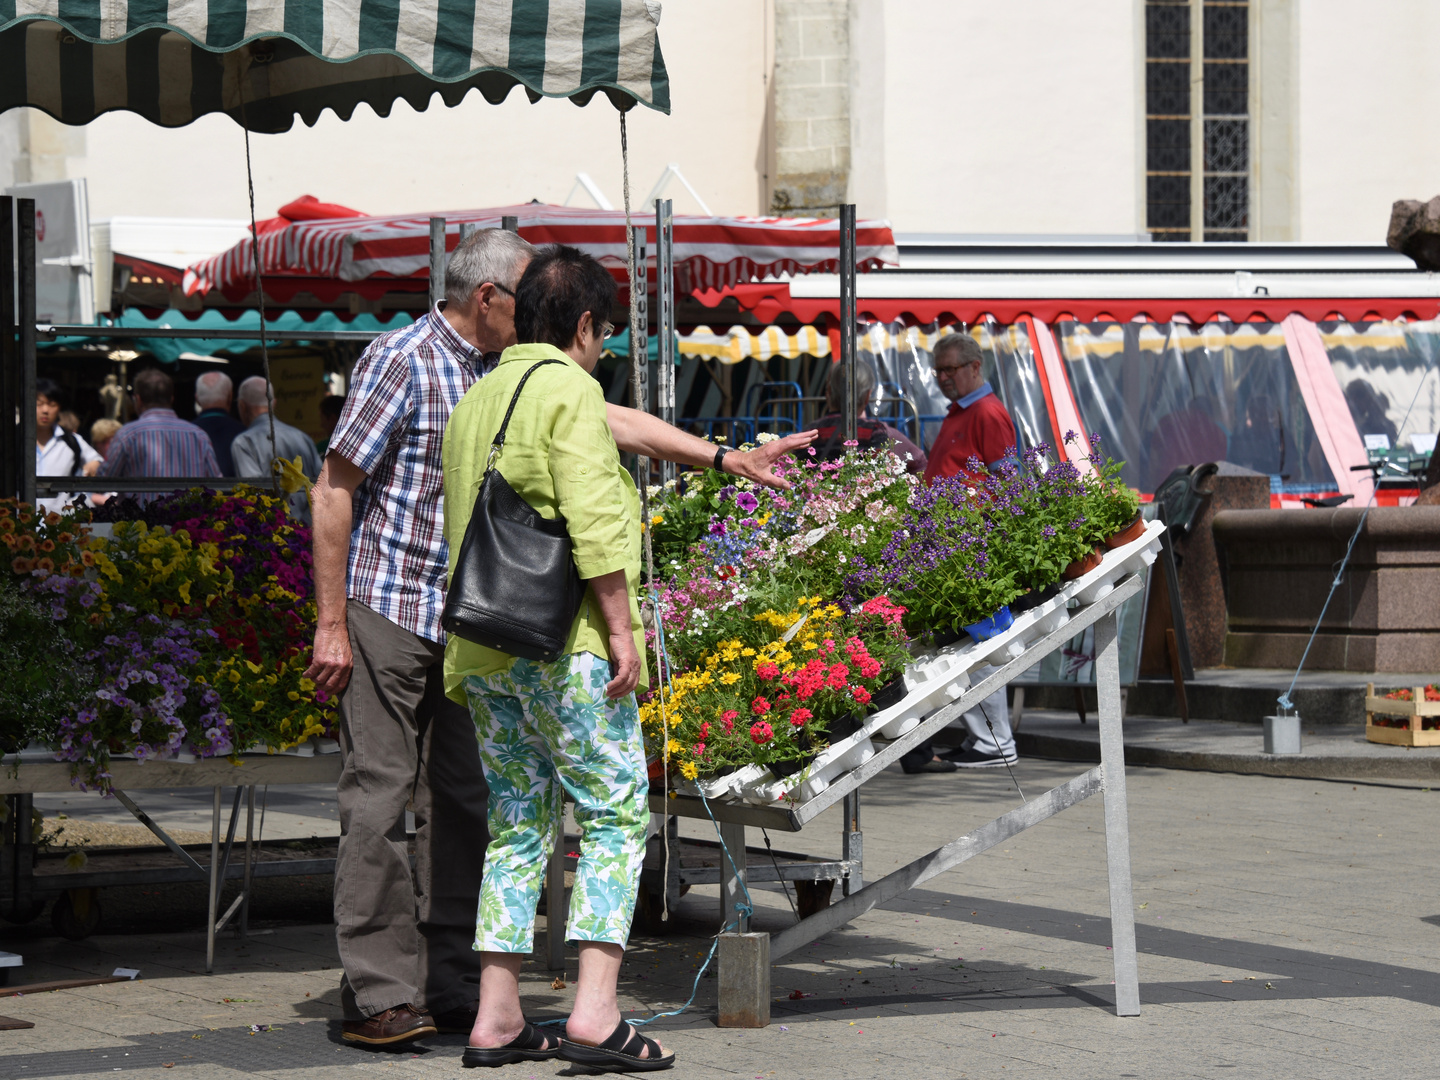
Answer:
[{"xmin": 2, "ymin": 757, "xmax": 1437, "ymax": 1079}]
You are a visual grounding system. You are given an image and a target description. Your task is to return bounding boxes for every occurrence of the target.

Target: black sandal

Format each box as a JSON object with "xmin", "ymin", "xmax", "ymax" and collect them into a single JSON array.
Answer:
[
  {"xmin": 461, "ymin": 1022, "xmax": 561, "ymax": 1068},
  {"xmin": 558, "ymin": 1019, "xmax": 675, "ymax": 1073}
]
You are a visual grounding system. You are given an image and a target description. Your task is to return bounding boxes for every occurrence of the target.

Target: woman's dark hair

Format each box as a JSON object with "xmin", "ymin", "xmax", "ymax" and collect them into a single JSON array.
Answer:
[
  {"xmin": 514, "ymin": 244, "xmax": 617, "ymax": 349},
  {"xmin": 35, "ymin": 377, "xmax": 64, "ymax": 407}
]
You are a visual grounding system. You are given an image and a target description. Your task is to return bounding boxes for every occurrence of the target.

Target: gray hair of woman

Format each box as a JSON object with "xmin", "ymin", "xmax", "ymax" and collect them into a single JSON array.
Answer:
[
  {"xmin": 824, "ymin": 356, "xmax": 879, "ymax": 415},
  {"xmin": 444, "ymin": 228, "xmax": 534, "ymax": 306}
]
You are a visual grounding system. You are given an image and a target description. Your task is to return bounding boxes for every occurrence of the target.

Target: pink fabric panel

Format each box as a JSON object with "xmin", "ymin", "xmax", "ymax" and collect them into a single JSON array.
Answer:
[
  {"xmin": 1280, "ymin": 314, "xmax": 1373, "ymax": 504},
  {"xmin": 1032, "ymin": 318, "xmax": 1096, "ymax": 477}
]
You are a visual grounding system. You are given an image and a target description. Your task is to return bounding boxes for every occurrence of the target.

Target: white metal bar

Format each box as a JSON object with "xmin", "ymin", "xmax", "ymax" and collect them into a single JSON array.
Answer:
[
  {"xmin": 110, "ymin": 789, "xmax": 207, "ymax": 877},
  {"xmin": 1095, "ymin": 610, "xmax": 1142, "ymax": 1016}
]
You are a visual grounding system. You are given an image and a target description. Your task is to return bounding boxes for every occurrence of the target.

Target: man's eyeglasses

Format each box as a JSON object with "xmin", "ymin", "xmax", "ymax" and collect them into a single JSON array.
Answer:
[
  {"xmin": 933, "ymin": 360, "xmax": 980, "ymax": 376},
  {"xmin": 599, "ymin": 321, "xmax": 615, "ymax": 340},
  {"xmin": 490, "ymin": 281, "xmax": 517, "ymax": 299}
]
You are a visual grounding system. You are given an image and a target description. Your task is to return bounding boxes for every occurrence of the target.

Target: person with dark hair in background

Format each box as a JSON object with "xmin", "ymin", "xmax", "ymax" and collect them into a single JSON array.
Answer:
[
  {"xmin": 807, "ymin": 357, "xmax": 927, "ymax": 471},
  {"xmin": 316, "ymin": 394, "xmax": 346, "ymax": 457},
  {"xmin": 193, "ymin": 371, "xmax": 245, "ymax": 475},
  {"xmin": 442, "ymin": 244, "xmax": 673, "ymax": 1071},
  {"xmin": 34, "ymin": 378, "xmax": 102, "ymax": 514},
  {"xmin": 98, "ymin": 367, "xmax": 220, "ymax": 480}
]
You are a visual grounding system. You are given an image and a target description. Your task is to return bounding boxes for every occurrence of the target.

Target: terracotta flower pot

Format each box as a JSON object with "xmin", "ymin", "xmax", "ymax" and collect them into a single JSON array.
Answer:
[
  {"xmin": 1063, "ymin": 546, "xmax": 1104, "ymax": 580},
  {"xmin": 1103, "ymin": 515, "xmax": 1146, "ymax": 549}
]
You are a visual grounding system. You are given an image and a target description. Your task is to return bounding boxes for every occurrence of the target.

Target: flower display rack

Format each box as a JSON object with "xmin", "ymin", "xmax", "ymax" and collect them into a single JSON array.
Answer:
[
  {"xmin": 0, "ymin": 755, "xmax": 340, "ymax": 972},
  {"xmin": 649, "ymin": 569, "xmax": 1148, "ymax": 1028},
  {"xmin": 1365, "ymin": 682, "xmax": 1440, "ymax": 747}
]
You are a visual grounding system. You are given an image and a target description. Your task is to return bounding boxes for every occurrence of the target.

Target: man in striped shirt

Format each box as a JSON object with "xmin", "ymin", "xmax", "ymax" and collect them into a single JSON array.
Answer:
[
  {"xmin": 98, "ymin": 368, "xmax": 221, "ymax": 480},
  {"xmin": 307, "ymin": 229, "xmax": 814, "ymax": 1049}
]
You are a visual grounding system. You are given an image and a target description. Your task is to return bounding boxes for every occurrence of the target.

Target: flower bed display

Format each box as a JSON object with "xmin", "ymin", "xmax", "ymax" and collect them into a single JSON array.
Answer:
[
  {"xmin": 1, "ymin": 488, "xmax": 334, "ymax": 790},
  {"xmin": 641, "ymin": 432, "xmax": 1157, "ymax": 802}
]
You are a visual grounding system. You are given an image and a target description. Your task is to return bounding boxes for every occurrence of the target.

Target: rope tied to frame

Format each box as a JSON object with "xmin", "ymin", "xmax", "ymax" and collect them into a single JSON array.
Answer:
[{"xmin": 237, "ymin": 73, "xmax": 281, "ymax": 499}]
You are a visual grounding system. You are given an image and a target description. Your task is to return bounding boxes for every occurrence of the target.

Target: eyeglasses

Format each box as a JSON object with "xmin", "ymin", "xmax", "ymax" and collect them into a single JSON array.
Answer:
[
  {"xmin": 933, "ymin": 361, "xmax": 979, "ymax": 376},
  {"xmin": 490, "ymin": 281, "xmax": 517, "ymax": 299},
  {"xmin": 599, "ymin": 321, "xmax": 615, "ymax": 340}
]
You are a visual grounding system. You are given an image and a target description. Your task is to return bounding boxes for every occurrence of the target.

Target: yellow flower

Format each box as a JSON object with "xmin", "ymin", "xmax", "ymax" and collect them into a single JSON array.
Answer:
[
  {"xmin": 649, "ymin": 514, "xmax": 664, "ymax": 526},
  {"xmin": 680, "ymin": 762, "xmax": 699, "ymax": 780},
  {"xmin": 720, "ymin": 672, "xmax": 741, "ymax": 685},
  {"xmin": 666, "ymin": 739, "xmax": 682, "ymax": 756}
]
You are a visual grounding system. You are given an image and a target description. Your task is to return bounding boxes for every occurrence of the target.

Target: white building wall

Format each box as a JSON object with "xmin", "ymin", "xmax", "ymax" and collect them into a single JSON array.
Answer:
[
  {"xmin": 877, "ymin": 0, "xmax": 1141, "ymax": 236},
  {"xmin": 78, "ymin": 1, "xmax": 769, "ymax": 223},
  {"xmin": 1295, "ymin": 0, "xmax": 1440, "ymax": 243}
]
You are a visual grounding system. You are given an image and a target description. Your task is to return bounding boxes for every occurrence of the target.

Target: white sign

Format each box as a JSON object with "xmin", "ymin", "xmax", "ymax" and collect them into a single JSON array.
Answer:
[
  {"xmin": 1362, "ymin": 433, "xmax": 1391, "ymax": 451},
  {"xmin": 4, "ymin": 178, "xmax": 94, "ymax": 324},
  {"xmin": 1410, "ymin": 433, "xmax": 1438, "ymax": 455}
]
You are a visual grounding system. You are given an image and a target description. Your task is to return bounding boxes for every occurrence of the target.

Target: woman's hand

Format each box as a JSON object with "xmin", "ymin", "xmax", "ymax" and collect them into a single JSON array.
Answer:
[
  {"xmin": 721, "ymin": 431, "xmax": 817, "ymax": 490},
  {"xmin": 605, "ymin": 632, "xmax": 641, "ymax": 699},
  {"xmin": 589, "ymin": 568, "xmax": 640, "ymax": 699}
]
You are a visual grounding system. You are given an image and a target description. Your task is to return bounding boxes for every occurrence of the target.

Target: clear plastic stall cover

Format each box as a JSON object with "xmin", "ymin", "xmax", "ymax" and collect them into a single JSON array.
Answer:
[
  {"xmin": 859, "ymin": 319, "xmax": 1056, "ymax": 454},
  {"xmin": 1319, "ymin": 320, "xmax": 1440, "ymax": 455},
  {"xmin": 1056, "ymin": 320, "xmax": 1338, "ymax": 494}
]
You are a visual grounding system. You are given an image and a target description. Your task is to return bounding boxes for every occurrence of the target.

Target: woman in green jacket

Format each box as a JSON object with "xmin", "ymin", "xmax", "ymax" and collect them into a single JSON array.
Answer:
[{"xmin": 441, "ymin": 245, "xmax": 668, "ymax": 1071}]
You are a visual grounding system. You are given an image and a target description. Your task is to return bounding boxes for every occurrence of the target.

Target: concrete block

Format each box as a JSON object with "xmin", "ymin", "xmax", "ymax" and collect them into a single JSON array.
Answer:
[
  {"xmin": 717, "ymin": 932, "xmax": 770, "ymax": 1028},
  {"xmin": 1263, "ymin": 714, "xmax": 1302, "ymax": 754}
]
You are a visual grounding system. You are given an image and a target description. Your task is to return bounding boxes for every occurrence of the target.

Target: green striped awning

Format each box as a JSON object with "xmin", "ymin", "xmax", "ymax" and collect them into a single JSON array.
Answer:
[{"xmin": 0, "ymin": 1, "xmax": 669, "ymax": 132}]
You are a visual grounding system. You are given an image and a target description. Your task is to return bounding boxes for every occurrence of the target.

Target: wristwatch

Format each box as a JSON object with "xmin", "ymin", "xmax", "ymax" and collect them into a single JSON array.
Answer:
[{"xmin": 712, "ymin": 445, "xmax": 735, "ymax": 473}]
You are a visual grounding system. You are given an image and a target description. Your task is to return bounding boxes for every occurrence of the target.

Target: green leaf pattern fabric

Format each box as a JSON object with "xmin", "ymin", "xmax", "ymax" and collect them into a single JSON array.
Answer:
[{"xmin": 464, "ymin": 650, "xmax": 647, "ymax": 952}]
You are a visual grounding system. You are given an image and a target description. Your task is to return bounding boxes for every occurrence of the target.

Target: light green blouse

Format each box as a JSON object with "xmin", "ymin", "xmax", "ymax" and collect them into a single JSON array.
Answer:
[{"xmin": 441, "ymin": 343, "xmax": 645, "ymax": 703}]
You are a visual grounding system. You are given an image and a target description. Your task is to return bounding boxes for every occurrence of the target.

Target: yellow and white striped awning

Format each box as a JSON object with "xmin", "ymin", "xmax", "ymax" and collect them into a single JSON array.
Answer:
[{"xmin": 679, "ymin": 324, "xmax": 830, "ymax": 364}]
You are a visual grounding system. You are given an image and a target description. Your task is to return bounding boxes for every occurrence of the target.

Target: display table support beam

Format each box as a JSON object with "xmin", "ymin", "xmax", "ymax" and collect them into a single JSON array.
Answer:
[{"xmin": 684, "ymin": 575, "xmax": 1147, "ymax": 1026}]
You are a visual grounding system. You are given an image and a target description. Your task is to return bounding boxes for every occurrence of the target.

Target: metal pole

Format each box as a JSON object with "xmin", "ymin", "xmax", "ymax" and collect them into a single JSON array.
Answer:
[
  {"xmin": 627, "ymin": 226, "xmax": 650, "ymax": 489},
  {"xmin": 839, "ymin": 205, "xmax": 858, "ymax": 447},
  {"xmin": 655, "ymin": 199, "xmax": 676, "ymax": 485},
  {"xmin": 206, "ymin": 786, "xmax": 221, "ymax": 974},
  {"xmin": 241, "ymin": 785, "xmax": 255, "ymax": 939},
  {"xmin": 428, "ymin": 217, "xmax": 446, "ymax": 311},
  {"xmin": 841, "ymin": 790, "xmax": 862, "ymax": 895},
  {"xmin": 1095, "ymin": 610, "xmax": 1141, "ymax": 1017},
  {"xmin": 501, "ymin": 215, "xmax": 518, "ymax": 234},
  {"xmin": 0, "ymin": 196, "xmax": 15, "ymax": 500},
  {"xmin": 18, "ymin": 199, "xmax": 37, "ymax": 507}
]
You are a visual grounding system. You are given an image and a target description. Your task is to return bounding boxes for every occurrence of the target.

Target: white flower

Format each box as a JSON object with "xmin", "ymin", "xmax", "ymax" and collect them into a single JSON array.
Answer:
[{"xmin": 756, "ymin": 432, "xmax": 778, "ymax": 444}]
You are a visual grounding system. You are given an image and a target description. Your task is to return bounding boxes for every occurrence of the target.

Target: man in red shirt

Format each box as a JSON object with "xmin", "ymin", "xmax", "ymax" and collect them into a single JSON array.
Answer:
[
  {"xmin": 923, "ymin": 334, "xmax": 1017, "ymax": 485},
  {"xmin": 902, "ymin": 333, "xmax": 1019, "ymax": 773}
]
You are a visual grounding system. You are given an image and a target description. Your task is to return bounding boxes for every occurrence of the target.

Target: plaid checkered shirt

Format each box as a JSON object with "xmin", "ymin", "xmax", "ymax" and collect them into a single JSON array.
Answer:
[{"xmin": 328, "ymin": 306, "xmax": 494, "ymax": 642}]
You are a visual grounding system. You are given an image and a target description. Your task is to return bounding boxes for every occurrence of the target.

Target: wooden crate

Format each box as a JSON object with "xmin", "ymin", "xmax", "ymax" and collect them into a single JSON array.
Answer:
[{"xmin": 1365, "ymin": 682, "xmax": 1440, "ymax": 746}]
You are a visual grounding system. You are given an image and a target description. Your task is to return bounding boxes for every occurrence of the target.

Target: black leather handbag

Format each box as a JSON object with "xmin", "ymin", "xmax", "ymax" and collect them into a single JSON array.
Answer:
[{"xmin": 441, "ymin": 360, "xmax": 585, "ymax": 662}]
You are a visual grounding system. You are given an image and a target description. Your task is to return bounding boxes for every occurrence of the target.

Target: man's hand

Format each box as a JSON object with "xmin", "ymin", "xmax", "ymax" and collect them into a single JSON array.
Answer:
[
  {"xmin": 605, "ymin": 632, "xmax": 641, "ymax": 699},
  {"xmin": 722, "ymin": 430, "xmax": 817, "ymax": 490},
  {"xmin": 307, "ymin": 623, "xmax": 354, "ymax": 699},
  {"xmin": 82, "ymin": 458, "xmax": 102, "ymax": 477}
]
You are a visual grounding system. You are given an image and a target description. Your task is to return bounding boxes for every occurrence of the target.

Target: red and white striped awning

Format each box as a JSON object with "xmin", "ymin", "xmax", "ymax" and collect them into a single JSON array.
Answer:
[{"xmin": 183, "ymin": 203, "xmax": 898, "ymax": 298}]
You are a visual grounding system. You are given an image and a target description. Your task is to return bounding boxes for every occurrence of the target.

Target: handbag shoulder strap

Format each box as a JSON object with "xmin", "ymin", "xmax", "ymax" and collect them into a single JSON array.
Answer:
[{"xmin": 484, "ymin": 359, "xmax": 564, "ymax": 472}]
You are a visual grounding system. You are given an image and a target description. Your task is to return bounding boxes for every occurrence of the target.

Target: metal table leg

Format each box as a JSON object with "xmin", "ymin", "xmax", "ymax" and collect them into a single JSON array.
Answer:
[
  {"xmin": 841, "ymin": 791, "xmax": 862, "ymax": 894},
  {"xmin": 206, "ymin": 786, "xmax": 220, "ymax": 974},
  {"xmin": 546, "ymin": 837, "xmax": 566, "ymax": 970},
  {"xmin": 719, "ymin": 820, "xmax": 749, "ymax": 933},
  {"xmin": 1095, "ymin": 610, "xmax": 1141, "ymax": 1017},
  {"xmin": 240, "ymin": 786, "xmax": 255, "ymax": 939}
]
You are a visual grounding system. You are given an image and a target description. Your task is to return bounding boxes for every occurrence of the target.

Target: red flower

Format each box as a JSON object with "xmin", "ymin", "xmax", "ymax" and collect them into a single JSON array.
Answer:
[
  {"xmin": 852, "ymin": 686, "xmax": 872, "ymax": 705},
  {"xmin": 790, "ymin": 707, "xmax": 813, "ymax": 727},
  {"xmin": 698, "ymin": 721, "xmax": 710, "ymax": 739},
  {"xmin": 751, "ymin": 695, "xmax": 772, "ymax": 716},
  {"xmin": 826, "ymin": 662, "xmax": 851, "ymax": 689},
  {"xmin": 721, "ymin": 709, "xmax": 739, "ymax": 734},
  {"xmin": 750, "ymin": 721, "xmax": 774, "ymax": 745},
  {"xmin": 756, "ymin": 662, "xmax": 781, "ymax": 681}
]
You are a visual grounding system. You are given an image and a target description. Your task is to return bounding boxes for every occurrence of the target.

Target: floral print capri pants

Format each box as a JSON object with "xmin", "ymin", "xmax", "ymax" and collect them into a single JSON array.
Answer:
[{"xmin": 463, "ymin": 652, "xmax": 649, "ymax": 952}]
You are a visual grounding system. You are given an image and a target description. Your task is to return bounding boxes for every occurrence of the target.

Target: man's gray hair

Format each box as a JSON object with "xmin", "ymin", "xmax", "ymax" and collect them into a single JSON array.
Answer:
[
  {"xmin": 237, "ymin": 375, "xmax": 274, "ymax": 410},
  {"xmin": 932, "ymin": 331, "xmax": 984, "ymax": 367},
  {"xmin": 444, "ymin": 228, "xmax": 534, "ymax": 306},
  {"xmin": 825, "ymin": 356, "xmax": 878, "ymax": 414},
  {"xmin": 194, "ymin": 371, "xmax": 233, "ymax": 409}
]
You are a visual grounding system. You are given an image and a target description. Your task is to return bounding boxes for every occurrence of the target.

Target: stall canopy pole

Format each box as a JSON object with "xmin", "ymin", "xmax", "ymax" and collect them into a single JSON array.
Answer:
[
  {"xmin": 656, "ymin": 198, "xmax": 676, "ymax": 486},
  {"xmin": 0, "ymin": 196, "xmax": 15, "ymax": 500},
  {"xmin": 428, "ymin": 217, "xmax": 447, "ymax": 311},
  {"xmin": 629, "ymin": 226, "xmax": 649, "ymax": 407},
  {"xmin": 501, "ymin": 216, "xmax": 518, "ymax": 234},
  {"xmin": 840, "ymin": 204, "xmax": 858, "ymax": 446},
  {"xmin": 19, "ymin": 199, "xmax": 36, "ymax": 507}
]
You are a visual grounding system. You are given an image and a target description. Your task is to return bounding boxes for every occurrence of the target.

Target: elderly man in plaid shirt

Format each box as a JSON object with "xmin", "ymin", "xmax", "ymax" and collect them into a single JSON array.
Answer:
[{"xmin": 307, "ymin": 229, "xmax": 812, "ymax": 1047}]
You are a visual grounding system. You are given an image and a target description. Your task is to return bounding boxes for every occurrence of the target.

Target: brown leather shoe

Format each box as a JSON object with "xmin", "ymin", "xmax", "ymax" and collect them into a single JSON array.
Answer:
[
  {"xmin": 342, "ymin": 1003, "xmax": 437, "ymax": 1046},
  {"xmin": 431, "ymin": 1000, "xmax": 479, "ymax": 1035}
]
